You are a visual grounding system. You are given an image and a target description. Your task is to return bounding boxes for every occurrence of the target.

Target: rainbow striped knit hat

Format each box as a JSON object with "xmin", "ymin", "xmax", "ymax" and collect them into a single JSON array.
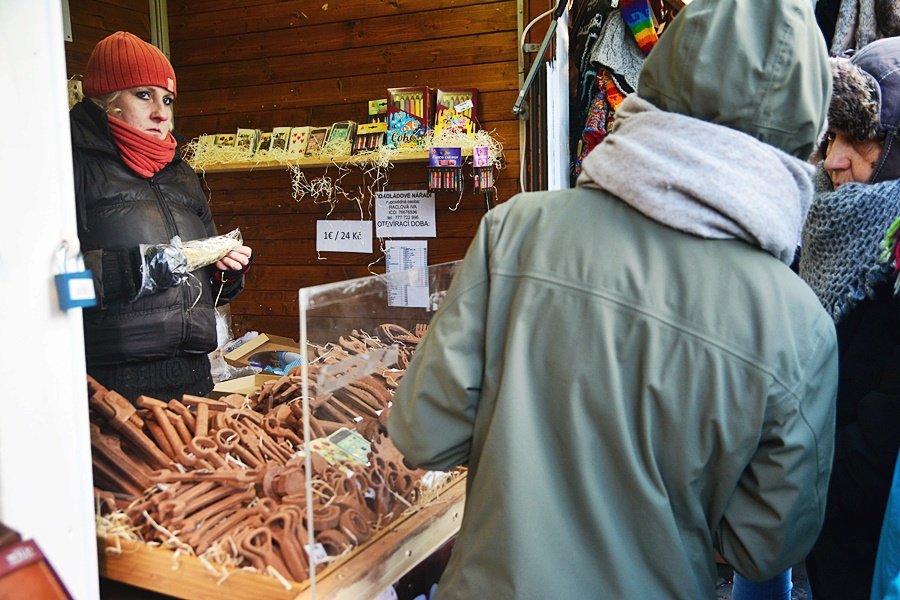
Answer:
[{"xmin": 620, "ymin": 0, "xmax": 658, "ymax": 55}]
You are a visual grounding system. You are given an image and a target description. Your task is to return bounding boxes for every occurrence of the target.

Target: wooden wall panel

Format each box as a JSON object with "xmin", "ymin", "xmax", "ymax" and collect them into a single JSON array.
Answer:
[
  {"xmin": 64, "ymin": 0, "xmax": 523, "ymax": 340},
  {"xmin": 171, "ymin": 0, "xmax": 523, "ymax": 339},
  {"xmin": 65, "ymin": 0, "xmax": 150, "ymax": 78}
]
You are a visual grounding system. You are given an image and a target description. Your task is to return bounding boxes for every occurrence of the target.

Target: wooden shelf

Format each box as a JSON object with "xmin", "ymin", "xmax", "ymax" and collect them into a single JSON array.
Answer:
[
  {"xmin": 97, "ymin": 475, "xmax": 465, "ymax": 600},
  {"xmin": 193, "ymin": 151, "xmax": 434, "ymax": 174}
]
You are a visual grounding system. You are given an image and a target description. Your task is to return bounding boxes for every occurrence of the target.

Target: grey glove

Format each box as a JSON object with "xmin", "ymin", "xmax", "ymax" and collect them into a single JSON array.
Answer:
[{"xmin": 132, "ymin": 240, "xmax": 188, "ymax": 301}]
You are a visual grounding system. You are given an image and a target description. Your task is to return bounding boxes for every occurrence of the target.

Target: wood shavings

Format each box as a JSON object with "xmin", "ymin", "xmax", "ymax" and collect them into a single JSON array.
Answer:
[
  {"xmin": 184, "ymin": 131, "xmax": 503, "ymax": 174},
  {"xmin": 96, "ymin": 508, "xmax": 144, "ymax": 549},
  {"xmin": 183, "ymin": 140, "xmax": 292, "ymax": 173},
  {"xmin": 201, "ymin": 556, "xmax": 236, "ymax": 585},
  {"xmin": 405, "ymin": 469, "xmax": 464, "ymax": 511},
  {"xmin": 267, "ymin": 565, "xmax": 294, "ymax": 590},
  {"xmin": 142, "ymin": 510, "xmax": 195, "ymax": 557},
  {"xmin": 289, "ymin": 158, "xmax": 387, "ymax": 218},
  {"xmin": 199, "ymin": 537, "xmax": 245, "ymax": 580},
  {"xmin": 318, "ymin": 138, "xmax": 352, "ymax": 158}
]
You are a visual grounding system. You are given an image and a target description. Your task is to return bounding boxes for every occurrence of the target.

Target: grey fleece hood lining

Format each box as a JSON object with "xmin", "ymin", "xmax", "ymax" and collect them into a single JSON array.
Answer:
[{"xmin": 577, "ymin": 95, "xmax": 816, "ymax": 265}]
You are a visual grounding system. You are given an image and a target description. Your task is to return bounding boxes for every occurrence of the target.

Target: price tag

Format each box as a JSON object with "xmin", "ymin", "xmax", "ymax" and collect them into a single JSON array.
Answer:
[
  {"xmin": 304, "ymin": 542, "xmax": 329, "ymax": 566},
  {"xmin": 316, "ymin": 220, "xmax": 373, "ymax": 253},
  {"xmin": 454, "ymin": 99, "xmax": 474, "ymax": 113}
]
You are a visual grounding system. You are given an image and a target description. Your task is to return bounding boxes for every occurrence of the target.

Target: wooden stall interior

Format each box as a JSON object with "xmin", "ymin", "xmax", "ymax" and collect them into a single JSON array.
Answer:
[
  {"xmin": 65, "ymin": 0, "xmax": 526, "ymax": 341},
  {"xmin": 63, "ymin": 2, "xmax": 691, "ymax": 597}
]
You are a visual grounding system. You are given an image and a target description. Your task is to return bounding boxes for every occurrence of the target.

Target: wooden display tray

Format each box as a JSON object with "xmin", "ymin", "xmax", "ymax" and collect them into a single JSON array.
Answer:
[{"xmin": 97, "ymin": 475, "xmax": 465, "ymax": 600}]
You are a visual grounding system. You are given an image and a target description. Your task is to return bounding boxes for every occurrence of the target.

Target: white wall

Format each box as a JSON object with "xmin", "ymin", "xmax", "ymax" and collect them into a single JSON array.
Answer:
[
  {"xmin": 546, "ymin": 6, "xmax": 571, "ymax": 190},
  {"xmin": 0, "ymin": 2, "xmax": 99, "ymax": 599}
]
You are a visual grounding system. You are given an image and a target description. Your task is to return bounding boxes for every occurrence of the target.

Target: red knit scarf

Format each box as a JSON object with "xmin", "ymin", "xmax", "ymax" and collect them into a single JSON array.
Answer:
[{"xmin": 107, "ymin": 116, "xmax": 177, "ymax": 178}]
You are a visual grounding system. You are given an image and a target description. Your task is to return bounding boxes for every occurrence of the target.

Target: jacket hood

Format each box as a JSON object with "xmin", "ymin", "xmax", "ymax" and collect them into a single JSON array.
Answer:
[
  {"xmin": 70, "ymin": 100, "xmax": 118, "ymax": 155},
  {"xmin": 638, "ymin": 0, "xmax": 831, "ymax": 159}
]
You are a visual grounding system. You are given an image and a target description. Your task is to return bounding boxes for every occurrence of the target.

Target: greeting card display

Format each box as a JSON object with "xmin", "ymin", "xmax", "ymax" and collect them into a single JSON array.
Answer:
[
  {"xmin": 326, "ymin": 121, "xmax": 358, "ymax": 153},
  {"xmin": 287, "ymin": 126, "xmax": 311, "ymax": 157},
  {"xmin": 236, "ymin": 128, "xmax": 261, "ymax": 153},
  {"xmin": 306, "ymin": 127, "xmax": 331, "ymax": 154},
  {"xmin": 269, "ymin": 127, "xmax": 291, "ymax": 152},
  {"xmin": 255, "ymin": 132, "xmax": 272, "ymax": 155},
  {"xmin": 214, "ymin": 133, "xmax": 235, "ymax": 147}
]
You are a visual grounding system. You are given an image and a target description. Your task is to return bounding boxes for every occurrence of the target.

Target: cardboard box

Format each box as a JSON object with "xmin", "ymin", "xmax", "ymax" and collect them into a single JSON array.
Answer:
[
  {"xmin": 224, "ymin": 333, "xmax": 300, "ymax": 368},
  {"xmin": 210, "ymin": 374, "xmax": 282, "ymax": 398}
]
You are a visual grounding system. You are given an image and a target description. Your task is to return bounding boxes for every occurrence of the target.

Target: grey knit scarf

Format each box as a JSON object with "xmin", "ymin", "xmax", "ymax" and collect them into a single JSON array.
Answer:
[
  {"xmin": 831, "ymin": 0, "xmax": 878, "ymax": 56},
  {"xmin": 799, "ymin": 173, "xmax": 900, "ymax": 322},
  {"xmin": 576, "ymin": 95, "xmax": 815, "ymax": 264}
]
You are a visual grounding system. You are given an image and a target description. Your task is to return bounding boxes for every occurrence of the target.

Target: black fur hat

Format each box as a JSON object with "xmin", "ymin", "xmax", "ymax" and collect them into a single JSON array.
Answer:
[
  {"xmin": 825, "ymin": 36, "xmax": 900, "ymax": 183},
  {"xmin": 828, "ymin": 56, "xmax": 881, "ymax": 141}
]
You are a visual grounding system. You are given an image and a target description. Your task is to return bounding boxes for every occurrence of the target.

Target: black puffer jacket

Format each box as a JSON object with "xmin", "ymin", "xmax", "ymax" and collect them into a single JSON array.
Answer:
[
  {"xmin": 805, "ymin": 278, "xmax": 900, "ymax": 600},
  {"xmin": 71, "ymin": 100, "xmax": 242, "ymax": 367}
]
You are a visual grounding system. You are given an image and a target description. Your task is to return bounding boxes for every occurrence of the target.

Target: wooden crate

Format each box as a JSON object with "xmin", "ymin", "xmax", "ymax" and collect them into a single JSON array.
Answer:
[{"xmin": 98, "ymin": 476, "xmax": 465, "ymax": 599}]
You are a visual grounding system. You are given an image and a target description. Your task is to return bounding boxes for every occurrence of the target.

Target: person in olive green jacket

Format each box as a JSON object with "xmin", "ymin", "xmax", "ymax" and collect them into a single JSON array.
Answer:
[{"xmin": 388, "ymin": 0, "xmax": 837, "ymax": 598}]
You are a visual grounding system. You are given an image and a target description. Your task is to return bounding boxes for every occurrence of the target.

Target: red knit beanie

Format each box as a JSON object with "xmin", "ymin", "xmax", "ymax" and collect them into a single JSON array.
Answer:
[{"xmin": 83, "ymin": 31, "xmax": 176, "ymax": 98}]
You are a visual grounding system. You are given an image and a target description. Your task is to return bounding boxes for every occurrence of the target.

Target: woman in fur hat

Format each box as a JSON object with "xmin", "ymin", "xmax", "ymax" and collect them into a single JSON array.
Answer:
[
  {"xmin": 71, "ymin": 32, "xmax": 253, "ymax": 402},
  {"xmin": 800, "ymin": 36, "xmax": 900, "ymax": 600},
  {"xmin": 772, "ymin": 38, "xmax": 900, "ymax": 600},
  {"xmin": 732, "ymin": 34, "xmax": 900, "ymax": 600}
]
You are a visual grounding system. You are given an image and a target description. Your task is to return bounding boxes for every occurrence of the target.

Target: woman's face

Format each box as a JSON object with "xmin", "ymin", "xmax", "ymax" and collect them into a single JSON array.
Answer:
[
  {"xmin": 823, "ymin": 129, "xmax": 883, "ymax": 188},
  {"xmin": 108, "ymin": 86, "xmax": 174, "ymax": 140}
]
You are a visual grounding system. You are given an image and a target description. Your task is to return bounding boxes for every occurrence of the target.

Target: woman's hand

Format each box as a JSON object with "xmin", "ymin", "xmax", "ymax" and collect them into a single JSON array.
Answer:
[{"xmin": 215, "ymin": 245, "xmax": 252, "ymax": 272}]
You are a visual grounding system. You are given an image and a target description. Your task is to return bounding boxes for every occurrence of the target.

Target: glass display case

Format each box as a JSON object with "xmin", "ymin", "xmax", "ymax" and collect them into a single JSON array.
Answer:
[
  {"xmin": 92, "ymin": 261, "xmax": 467, "ymax": 599},
  {"xmin": 293, "ymin": 260, "xmax": 464, "ymax": 591}
]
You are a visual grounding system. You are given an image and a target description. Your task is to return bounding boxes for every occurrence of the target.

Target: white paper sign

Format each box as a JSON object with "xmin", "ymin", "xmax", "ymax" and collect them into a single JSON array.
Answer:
[
  {"xmin": 386, "ymin": 240, "xmax": 429, "ymax": 308},
  {"xmin": 375, "ymin": 190, "xmax": 436, "ymax": 238},
  {"xmin": 316, "ymin": 220, "xmax": 373, "ymax": 253}
]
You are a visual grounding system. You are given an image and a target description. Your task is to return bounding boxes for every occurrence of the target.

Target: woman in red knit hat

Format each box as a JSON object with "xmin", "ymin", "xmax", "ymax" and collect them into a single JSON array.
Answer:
[{"xmin": 71, "ymin": 31, "xmax": 253, "ymax": 402}]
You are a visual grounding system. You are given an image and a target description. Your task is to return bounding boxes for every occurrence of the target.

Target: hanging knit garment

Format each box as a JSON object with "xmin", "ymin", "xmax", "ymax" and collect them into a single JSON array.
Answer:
[
  {"xmin": 571, "ymin": 4, "xmax": 612, "ymax": 175},
  {"xmin": 619, "ymin": 0, "xmax": 659, "ymax": 55},
  {"xmin": 799, "ymin": 175, "xmax": 900, "ymax": 322},
  {"xmin": 575, "ymin": 71, "xmax": 615, "ymax": 174},
  {"xmin": 107, "ymin": 115, "xmax": 177, "ymax": 178},
  {"xmin": 590, "ymin": 9, "xmax": 647, "ymax": 92},
  {"xmin": 575, "ymin": 2, "xmax": 660, "ymax": 175},
  {"xmin": 605, "ymin": 75, "xmax": 626, "ymax": 108}
]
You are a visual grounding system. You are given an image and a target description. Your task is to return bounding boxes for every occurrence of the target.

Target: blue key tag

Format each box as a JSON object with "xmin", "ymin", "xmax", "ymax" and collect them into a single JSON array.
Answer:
[{"xmin": 54, "ymin": 242, "xmax": 96, "ymax": 310}]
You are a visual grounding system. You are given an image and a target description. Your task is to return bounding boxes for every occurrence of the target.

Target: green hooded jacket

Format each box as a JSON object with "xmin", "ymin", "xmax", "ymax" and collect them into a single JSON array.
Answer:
[{"xmin": 390, "ymin": 0, "xmax": 836, "ymax": 597}]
